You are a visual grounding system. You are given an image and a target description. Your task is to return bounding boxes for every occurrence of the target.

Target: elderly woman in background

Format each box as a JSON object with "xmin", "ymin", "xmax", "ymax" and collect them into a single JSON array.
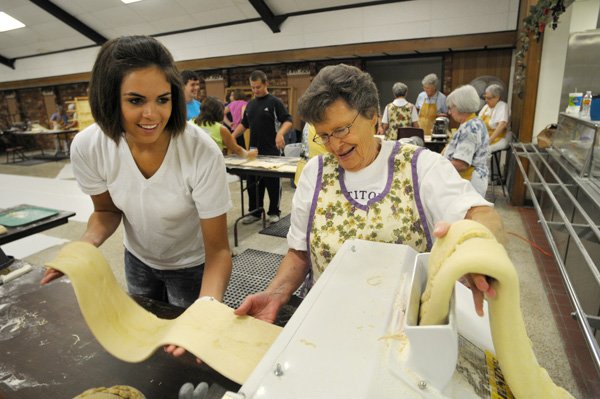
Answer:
[
  {"xmin": 235, "ymin": 64, "xmax": 504, "ymax": 324},
  {"xmin": 380, "ymin": 81, "xmax": 419, "ymax": 140},
  {"xmin": 416, "ymin": 73, "xmax": 447, "ymax": 135},
  {"xmin": 479, "ymin": 84, "xmax": 511, "ymax": 153},
  {"xmin": 444, "ymin": 85, "xmax": 490, "ymax": 197}
]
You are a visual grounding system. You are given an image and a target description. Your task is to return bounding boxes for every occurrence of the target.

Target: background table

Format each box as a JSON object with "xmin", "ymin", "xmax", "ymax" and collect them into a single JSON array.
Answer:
[
  {"xmin": 0, "ymin": 205, "xmax": 75, "ymax": 270},
  {"xmin": 224, "ymin": 155, "xmax": 299, "ymax": 246},
  {"xmin": 6, "ymin": 129, "xmax": 78, "ymax": 161}
]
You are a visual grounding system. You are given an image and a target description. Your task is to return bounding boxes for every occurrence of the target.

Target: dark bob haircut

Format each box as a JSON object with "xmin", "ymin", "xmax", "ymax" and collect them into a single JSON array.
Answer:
[
  {"xmin": 89, "ymin": 35, "xmax": 187, "ymax": 143},
  {"xmin": 195, "ymin": 96, "xmax": 224, "ymax": 125},
  {"xmin": 297, "ymin": 64, "xmax": 379, "ymax": 124}
]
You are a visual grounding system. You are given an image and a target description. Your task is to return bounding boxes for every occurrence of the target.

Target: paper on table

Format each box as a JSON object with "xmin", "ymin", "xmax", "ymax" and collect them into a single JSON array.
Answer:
[
  {"xmin": 243, "ymin": 160, "xmax": 286, "ymax": 169},
  {"xmin": 275, "ymin": 165, "xmax": 297, "ymax": 173},
  {"xmin": 224, "ymin": 158, "xmax": 249, "ymax": 166}
]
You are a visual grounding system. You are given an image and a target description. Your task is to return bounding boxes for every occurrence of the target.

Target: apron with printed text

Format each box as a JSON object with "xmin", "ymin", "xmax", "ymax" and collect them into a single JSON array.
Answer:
[{"xmin": 305, "ymin": 142, "xmax": 432, "ymax": 288}]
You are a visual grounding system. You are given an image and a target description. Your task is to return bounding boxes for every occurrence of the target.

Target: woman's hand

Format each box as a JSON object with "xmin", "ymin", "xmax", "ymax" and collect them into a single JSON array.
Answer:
[
  {"xmin": 234, "ymin": 292, "xmax": 284, "ymax": 324},
  {"xmin": 246, "ymin": 148, "xmax": 258, "ymax": 159},
  {"xmin": 432, "ymin": 222, "xmax": 497, "ymax": 317},
  {"xmin": 40, "ymin": 268, "xmax": 64, "ymax": 285},
  {"xmin": 164, "ymin": 345, "xmax": 204, "ymax": 364}
]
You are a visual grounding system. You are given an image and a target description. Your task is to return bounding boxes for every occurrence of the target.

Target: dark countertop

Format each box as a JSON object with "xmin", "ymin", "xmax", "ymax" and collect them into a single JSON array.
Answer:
[{"xmin": 0, "ymin": 261, "xmax": 240, "ymax": 398}]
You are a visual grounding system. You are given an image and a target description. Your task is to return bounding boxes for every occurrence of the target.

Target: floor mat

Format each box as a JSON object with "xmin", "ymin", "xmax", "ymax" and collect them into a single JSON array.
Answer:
[
  {"xmin": 258, "ymin": 214, "xmax": 291, "ymax": 238},
  {"xmin": 223, "ymin": 249, "xmax": 284, "ymax": 309}
]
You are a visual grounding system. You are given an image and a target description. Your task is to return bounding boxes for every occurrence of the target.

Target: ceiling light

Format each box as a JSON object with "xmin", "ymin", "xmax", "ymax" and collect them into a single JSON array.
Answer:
[
  {"xmin": 0, "ymin": 12, "xmax": 25, "ymax": 32},
  {"xmin": 121, "ymin": 0, "xmax": 143, "ymax": 3}
]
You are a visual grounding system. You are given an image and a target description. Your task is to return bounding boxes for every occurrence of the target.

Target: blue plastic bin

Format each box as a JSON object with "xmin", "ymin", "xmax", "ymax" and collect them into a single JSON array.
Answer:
[{"xmin": 591, "ymin": 95, "xmax": 600, "ymax": 121}]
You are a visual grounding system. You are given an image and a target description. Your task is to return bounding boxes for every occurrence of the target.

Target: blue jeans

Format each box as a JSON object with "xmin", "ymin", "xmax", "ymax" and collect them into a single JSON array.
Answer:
[{"xmin": 124, "ymin": 249, "xmax": 204, "ymax": 308}]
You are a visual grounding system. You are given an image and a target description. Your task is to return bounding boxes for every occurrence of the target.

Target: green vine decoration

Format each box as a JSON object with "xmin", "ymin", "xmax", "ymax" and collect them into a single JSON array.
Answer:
[{"xmin": 514, "ymin": 0, "xmax": 572, "ymax": 98}]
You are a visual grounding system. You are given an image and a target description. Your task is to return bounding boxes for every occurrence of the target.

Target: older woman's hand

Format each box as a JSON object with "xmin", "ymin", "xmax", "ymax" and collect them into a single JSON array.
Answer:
[
  {"xmin": 432, "ymin": 222, "xmax": 497, "ymax": 317},
  {"xmin": 234, "ymin": 291, "xmax": 284, "ymax": 324}
]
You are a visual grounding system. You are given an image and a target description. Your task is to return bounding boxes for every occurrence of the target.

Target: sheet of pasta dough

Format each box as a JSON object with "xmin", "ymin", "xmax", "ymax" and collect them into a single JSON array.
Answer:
[{"xmin": 46, "ymin": 242, "xmax": 281, "ymax": 385}]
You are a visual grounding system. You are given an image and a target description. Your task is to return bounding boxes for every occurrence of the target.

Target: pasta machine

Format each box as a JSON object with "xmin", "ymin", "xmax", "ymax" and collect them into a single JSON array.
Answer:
[{"xmin": 223, "ymin": 239, "xmax": 495, "ymax": 399}]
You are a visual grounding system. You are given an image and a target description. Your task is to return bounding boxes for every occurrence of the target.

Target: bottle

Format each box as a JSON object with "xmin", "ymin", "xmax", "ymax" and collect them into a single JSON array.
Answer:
[{"xmin": 580, "ymin": 91, "xmax": 592, "ymax": 120}]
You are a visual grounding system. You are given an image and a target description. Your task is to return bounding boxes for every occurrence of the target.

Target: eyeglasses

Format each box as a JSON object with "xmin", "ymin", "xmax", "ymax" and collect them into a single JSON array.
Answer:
[{"xmin": 313, "ymin": 112, "xmax": 360, "ymax": 145}]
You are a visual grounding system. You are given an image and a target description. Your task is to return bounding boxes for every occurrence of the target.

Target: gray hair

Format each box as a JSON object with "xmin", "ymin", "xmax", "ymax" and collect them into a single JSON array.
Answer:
[
  {"xmin": 392, "ymin": 82, "xmax": 408, "ymax": 97},
  {"xmin": 421, "ymin": 73, "xmax": 438, "ymax": 87},
  {"xmin": 446, "ymin": 85, "xmax": 480, "ymax": 113},
  {"xmin": 297, "ymin": 64, "xmax": 379, "ymax": 124},
  {"xmin": 485, "ymin": 84, "xmax": 503, "ymax": 99}
]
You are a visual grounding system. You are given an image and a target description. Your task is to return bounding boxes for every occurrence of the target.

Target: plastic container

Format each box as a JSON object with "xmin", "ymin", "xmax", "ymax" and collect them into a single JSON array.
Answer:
[
  {"xmin": 591, "ymin": 95, "xmax": 600, "ymax": 121},
  {"xmin": 566, "ymin": 92, "xmax": 583, "ymax": 114},
  {"xmin": 580, "ymin": 91, "xmax": 592, "ymax": 120}
]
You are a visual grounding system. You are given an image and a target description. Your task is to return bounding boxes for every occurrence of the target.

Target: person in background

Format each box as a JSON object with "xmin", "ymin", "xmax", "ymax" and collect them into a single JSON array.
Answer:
[
  {"xmin": 231, "ymin": 70, "xmax": 293, "ymax": 225},
  {"xmin": 224, "ymin": 89, "xmax": 248, "ymax": 148},
  {"xmin": 380, "ymin": 81, "xmax": 419, "ymax": 140},
  {"xmin": 181, "ymin": 70, "xmax": 201, "ymax": 120},
  {"xmin": 479, "ymin": 84, "xmax": 511, "ymax": 153},
  {"xmin": 444, "ymin": 85, "xmax": 490, "ymax": 197},
  {"xmin": 415, "ymin": 73, "xmax": 447, "ymax": 135},
  {"xmin": 50, "ymin": 104, "xmax": 69, "ymax": 129},
  {"xmin": 194, "ymin": 96, "xmax": 257, "ymax": 159},
  {"xmin": 235, "ymin": 64, "xmax": 503, "ymax": 324},
  {"xmin": 42, "ymin": 36, "xmax": 233, "ymax": 312}
]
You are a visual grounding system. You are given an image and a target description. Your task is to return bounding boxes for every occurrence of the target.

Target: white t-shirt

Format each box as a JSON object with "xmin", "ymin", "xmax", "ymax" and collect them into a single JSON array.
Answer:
[
  {"xmin": 287, "ymin": 140, "xmax": 491, "ymax": 251},
  {"xmin": 381, "ymin": 98, "xmax": 419, "ymax": 124},
  {"xmin": 478, "ymin": 101, "xmax": 509, "ymax": 129},
  {"xmin": 71, "ymin": 122, "xmax": 232, "ymax": 270}
]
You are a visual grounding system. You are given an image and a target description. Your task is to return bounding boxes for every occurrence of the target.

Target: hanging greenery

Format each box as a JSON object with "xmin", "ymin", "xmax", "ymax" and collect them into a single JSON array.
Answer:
[{"xmin": 514, "ymin": 0, "xmax": 572, "ymax": 98}]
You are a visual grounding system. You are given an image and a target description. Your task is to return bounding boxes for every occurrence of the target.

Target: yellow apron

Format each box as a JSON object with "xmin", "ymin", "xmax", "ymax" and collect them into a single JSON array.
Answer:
[
  {"xmin": 481, "ymin": 107, "xmax": 505, "ymax": 145},
  {"xmin": 418, "ymin": 96, "xmax": 438, "ymax": 135},
  {"xmin": 294, "ymin": 124, "xmax": 328, "ymax": 186}
]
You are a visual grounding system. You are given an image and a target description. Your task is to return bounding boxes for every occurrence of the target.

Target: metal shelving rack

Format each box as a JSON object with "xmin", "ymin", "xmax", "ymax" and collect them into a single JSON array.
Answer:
[{"xmin": 512, "ymin": 142, "xmax": 600, "ymax": 373}]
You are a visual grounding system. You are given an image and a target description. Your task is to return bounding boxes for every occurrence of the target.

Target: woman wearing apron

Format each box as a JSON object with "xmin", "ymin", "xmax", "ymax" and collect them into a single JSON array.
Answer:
[
  {"xmin": 478, "ymin": 84, "xmax": 511, "ymax": 153},
  {"xmin": 416, "ymin": 73, "xmax": 447, "ymax": 135},
  {"xmin": 444, "ymin": 85, "xmax": 490, "ymax": 197}
]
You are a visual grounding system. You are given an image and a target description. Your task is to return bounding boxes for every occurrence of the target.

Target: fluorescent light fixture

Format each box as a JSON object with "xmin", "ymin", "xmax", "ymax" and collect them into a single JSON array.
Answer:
[
  {"xmin": 0, "ymin": 12, "xmax": 26, "ymax": 32},
  {"xmin": 121, "ymin": 0, "xmax": 143, "ymax": 3}
]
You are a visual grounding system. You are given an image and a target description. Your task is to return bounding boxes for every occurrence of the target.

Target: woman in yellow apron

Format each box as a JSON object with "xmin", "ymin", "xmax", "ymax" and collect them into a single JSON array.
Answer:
[
  {"xmin": 416, "ymin": 73, "xmax": 447, "ymax": 135},
  {"xmin": 443, "ymin": 85, "xmax": 490, "ymax": 197},
  {"xmin": 478, "ymin": 84, "xmax": 510, "ymax": 153}
]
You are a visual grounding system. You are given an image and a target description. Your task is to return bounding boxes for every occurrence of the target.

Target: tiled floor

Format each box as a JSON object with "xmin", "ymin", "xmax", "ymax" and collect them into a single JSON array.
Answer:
[
  {"xmin": 519, "ymin": 208, "xmax": 600, "ymax": 398},
  {"xmin": 0, "ymin": 157, "xmax": 594, "ymax": 397}
]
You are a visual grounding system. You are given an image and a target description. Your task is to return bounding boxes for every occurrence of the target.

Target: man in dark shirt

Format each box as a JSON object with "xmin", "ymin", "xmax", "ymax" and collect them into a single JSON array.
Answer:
[{"xmin": 232, "ymin": 70, "xmax": 293, "ymax": 224}]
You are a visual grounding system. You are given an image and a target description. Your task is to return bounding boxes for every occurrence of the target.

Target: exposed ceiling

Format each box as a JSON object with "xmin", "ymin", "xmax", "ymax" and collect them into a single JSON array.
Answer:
[{"xmin": 0, "ymin": 0, "xmax": 407, "ymax": 69}]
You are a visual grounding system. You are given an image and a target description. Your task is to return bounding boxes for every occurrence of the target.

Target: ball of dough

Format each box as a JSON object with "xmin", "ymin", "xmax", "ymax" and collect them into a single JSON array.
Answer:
[{"xmin": 0, "ymin": 225, "xmax": 7, "ymax": 235}]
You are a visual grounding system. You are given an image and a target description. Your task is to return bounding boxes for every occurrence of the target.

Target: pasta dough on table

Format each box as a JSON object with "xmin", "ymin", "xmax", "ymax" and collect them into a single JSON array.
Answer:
[
  {"xmin": 419, "ymin": 220, "xmax": 574, "ymax": 399},
  {"xmin": 46, "ymin": 242, "xmax": 281, "ymax": 385}
]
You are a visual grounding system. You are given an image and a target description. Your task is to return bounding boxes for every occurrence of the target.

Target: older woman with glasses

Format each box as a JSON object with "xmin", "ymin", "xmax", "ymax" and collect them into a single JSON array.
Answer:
[
  {"xmin": 235, "ymin": 64, "xmax": 504, "ymax": 324},
  {"xmin": 445, "ymin": 85, "xmax": 490, "ymax": 197},
  {"xmin": 479, "ymin": 84, "xmax": 511, "ymax": 152}
]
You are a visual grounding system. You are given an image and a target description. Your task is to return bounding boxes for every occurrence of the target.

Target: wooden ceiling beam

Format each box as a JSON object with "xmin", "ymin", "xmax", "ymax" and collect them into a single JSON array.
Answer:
[{"xmin": 29, "ymin": 0, "xmax": 107, "ymax": 45}]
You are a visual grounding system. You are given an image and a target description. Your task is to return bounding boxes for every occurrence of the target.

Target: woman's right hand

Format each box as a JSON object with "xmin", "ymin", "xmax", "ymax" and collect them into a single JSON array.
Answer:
[
  {"xmin": 247, "ymin": 148, "xmax": 258, "ymax": 160},
  {"xmin": 234, "ymin": 292, "xmax": 283, "ymax": 324},
  {"xmin": 40, "ymin": 268, "xmax": 64, "ymax": 285}
]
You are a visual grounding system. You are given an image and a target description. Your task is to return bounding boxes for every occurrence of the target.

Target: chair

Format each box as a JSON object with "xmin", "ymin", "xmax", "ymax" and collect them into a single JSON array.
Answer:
[
  {"xmin": 490, "ymin": 148, "xmax": 508, "ymax": 196},
  {"xmin": 397, "ymin": 127, "xmax": 424, "ymax": 141}
]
